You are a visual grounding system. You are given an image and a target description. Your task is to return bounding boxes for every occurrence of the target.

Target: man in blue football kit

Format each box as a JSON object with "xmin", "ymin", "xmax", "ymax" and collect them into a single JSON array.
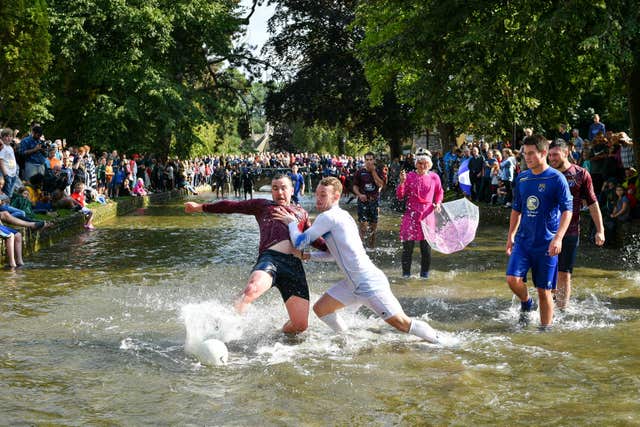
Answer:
[{"xmin": 506, "ymin": 134, "xmax": 573, "ymax": 329}]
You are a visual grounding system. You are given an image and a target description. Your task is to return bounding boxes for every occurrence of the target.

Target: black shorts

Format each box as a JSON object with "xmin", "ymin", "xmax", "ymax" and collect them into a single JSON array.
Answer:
[
  {"xmin": 252, "ymin": 249, "xmax": 309, "ymax": 302},
  {"xmin": 357, "ymin": 199, "xmax": 380, "ymax": 223},
  {"xmin": 558, "ymin": 234, "xmax": 580, "ymax": 273}
]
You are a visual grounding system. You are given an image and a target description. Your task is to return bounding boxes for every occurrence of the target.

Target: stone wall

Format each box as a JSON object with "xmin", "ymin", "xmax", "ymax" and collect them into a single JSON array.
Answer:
[{"xmin": 0, "ymin": 190, "xmax": 187, "ymax": 265}]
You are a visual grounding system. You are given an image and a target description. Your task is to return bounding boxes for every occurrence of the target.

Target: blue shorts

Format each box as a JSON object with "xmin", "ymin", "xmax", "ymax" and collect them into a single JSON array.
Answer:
[
  {"xmin": 506, "ymin": 243, "xmax": 558, "ymax": 290},
  {"xmin": 357, "ymin": 199, "xmax": 380, "ymax": 223},
  {"xmin": 558, "ymin": 234, "xmax": 579, "ymax": 273},
  {"xmin": 252, "ymin": 249, "xmax": 309, "ymax": 302},
  {"xmin": 0, "ymin": 225, "xmax": 18, "ymax": 238}
]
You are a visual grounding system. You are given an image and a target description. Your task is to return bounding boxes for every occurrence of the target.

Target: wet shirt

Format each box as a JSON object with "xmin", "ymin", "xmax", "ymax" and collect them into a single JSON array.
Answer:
[
  {"xmin": 288, "ymin": 204, "xmax": 388, "ymax": 291},
  {"xmin": 353, "ymin": 167, "xmax": 387, "ymax": 200},
  {"xmin": 202, "ymin": 199, "xmax": 324, "ymax": 254},
  {"xmin": 561, "ymin": 164, "xmax": 597, "ymax": 236},
  {"xmin": 512, "ymin": 167, "xmax": 573, "ymax": 252}
]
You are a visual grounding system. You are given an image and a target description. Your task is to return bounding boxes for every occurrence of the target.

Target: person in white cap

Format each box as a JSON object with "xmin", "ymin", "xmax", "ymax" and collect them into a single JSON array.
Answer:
[{"xmin": 396, "ymin": 149, "xmax": 443, "ymax": 279}]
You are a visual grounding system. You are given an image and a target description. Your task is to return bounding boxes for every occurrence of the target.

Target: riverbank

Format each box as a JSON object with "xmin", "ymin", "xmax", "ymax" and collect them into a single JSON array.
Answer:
[{"xmin": 0, "ymin": 189, "xmax": 189, "ymax": 266}]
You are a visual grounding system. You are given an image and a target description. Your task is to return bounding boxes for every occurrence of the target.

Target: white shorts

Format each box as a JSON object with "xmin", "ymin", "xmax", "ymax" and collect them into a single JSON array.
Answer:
[{"xmin": 326, "ymin": 280, "xmax": 403, "ymax": 320}]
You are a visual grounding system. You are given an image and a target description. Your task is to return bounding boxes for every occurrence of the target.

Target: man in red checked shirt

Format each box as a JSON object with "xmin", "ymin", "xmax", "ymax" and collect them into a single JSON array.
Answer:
[{"xmin": 185, "ymin": 174, "xmax": 326, "ymax": 334}]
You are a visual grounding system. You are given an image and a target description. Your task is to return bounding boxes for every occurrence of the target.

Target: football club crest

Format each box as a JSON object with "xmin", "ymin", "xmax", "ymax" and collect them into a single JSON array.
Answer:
[{"xmin": 538, "ymin": 183, "xmax": 546, "ymax": 192}]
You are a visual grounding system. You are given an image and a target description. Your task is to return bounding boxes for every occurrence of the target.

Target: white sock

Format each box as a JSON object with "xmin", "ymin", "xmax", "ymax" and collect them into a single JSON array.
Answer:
[
  {"xmin": 409, "ymin": 319, "xmax": 439, "ymax": 343},
  {"xmin": 319, "ymin": 312, "xmax": 348, "ymax": 333}
]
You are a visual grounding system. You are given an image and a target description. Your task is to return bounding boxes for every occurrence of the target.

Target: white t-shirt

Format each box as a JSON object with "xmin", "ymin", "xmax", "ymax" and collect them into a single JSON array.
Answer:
[
  {"xmin": 0, "ymin": 144, "xmax": 18, "ymax": 177},
  {"xmin": 288, "ymin": 204, "xmax": 389, "ymax": 293}
]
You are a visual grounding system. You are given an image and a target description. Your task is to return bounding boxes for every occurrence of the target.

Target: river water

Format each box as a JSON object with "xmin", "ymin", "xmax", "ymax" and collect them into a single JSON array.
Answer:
[{"xmin": 1, "ymin": 193, "xmax": 639, "ymax": 425}]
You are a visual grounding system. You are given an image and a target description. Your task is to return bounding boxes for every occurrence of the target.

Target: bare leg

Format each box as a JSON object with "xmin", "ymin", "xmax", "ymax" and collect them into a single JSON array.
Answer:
[
  {"xmin": 386, "ymin": 312, "xmax": 439, "ymax": 343},
  {"xmin": 507, "ymin": 275, "xmax": 529, "ymax": 302},
  {"xmin": 13, "ymin": 232, "xmax": 23, "ymax": 266},
  {"xmin": 282, "ymin": 295, "xmax": 309, "ymax": 333},
  {"xmin": 234, "ymin": 270, "xmax": 273, "ymax": 314},
  {"xmin": 4, "ymin": 234, "xmax": 16, "ymax": 268},
  {"xmin": 368, "ymin": 222, "xmax": 378, "ymax": 249},
  {"xmin": 313, "ymin": 293, "xmax": 346, "ymax": 317},
  {"xmin": 537, "ymin": 288, "xmax": 554, "ymax": 326},
  {"xmin": 0, "ymin": 211, "xmax": 38, "ymax": 230},
  {"xmin": 314, "ymin": 293, "xmax": 348, "ymax": 332},
  {"xmin": 385, "ymin": 312, "xmax": 412, "ymax": 333},
  {"xmin": 556, "ymin": 271, "xmax": 571, "ymax": 309},
  {"xmin": 358, "ymin": 221, "xmax": 368, "ymax": 247}
]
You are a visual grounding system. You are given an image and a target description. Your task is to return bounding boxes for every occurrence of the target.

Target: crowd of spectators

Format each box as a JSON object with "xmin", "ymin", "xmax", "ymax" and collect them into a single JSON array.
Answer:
[
  {"xmin": 1, "ymin": 115, "xmax": 638, "ymax": 267},
  {"xmin": 0, "ymin": 123, "xmax": 195, "ymax": 267}
]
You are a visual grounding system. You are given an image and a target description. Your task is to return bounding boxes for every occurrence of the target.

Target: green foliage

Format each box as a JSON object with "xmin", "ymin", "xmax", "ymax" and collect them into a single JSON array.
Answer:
[
  {"xmin": 248, "ymin": 82, "xmax": 267, "ymax": 134},
  {"xmin": 264, "ymin": 0, "xmax": 412, "ymax": 157},
  {"xmin": 356, "ymin": 0, "xmax": 640, "ymax": 150},
  {"xmin": 268, "ymin": 120, "xmax": 384, "ymax": 156},
  {"xmin": 35, "ymin": 0, "xmax": 255, "ymax": 158},
  {"xmin": 0, "ymin": 0, "xmax": 51, "ymax": 128}
]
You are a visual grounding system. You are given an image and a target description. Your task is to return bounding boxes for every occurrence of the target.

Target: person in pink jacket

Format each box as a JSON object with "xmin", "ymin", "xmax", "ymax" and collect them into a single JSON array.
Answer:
[
  {"xmin": 132, "ymin": 178, "xmax": 148, "ymax": 196},
  {"xmin": 396, "ymin": 149, "xmax": 443, "ymax": 279}
]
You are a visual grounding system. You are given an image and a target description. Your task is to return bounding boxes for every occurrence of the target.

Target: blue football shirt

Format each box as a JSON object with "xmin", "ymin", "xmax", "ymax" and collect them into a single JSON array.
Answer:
[{"xmin": 512, "ymin": 167, "xmax": 573, "ymax": 252}]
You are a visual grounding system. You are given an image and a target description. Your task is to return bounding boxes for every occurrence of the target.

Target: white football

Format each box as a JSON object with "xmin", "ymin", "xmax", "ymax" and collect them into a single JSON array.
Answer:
[{"xmin": 196, "ymin": 338, "xmax": 229, "ymax": 366}]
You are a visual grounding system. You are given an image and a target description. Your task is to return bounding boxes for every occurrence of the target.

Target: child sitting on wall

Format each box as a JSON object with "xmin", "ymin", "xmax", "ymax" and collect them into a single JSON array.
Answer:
[
  {"xmin": 71, "ymin": 182, "xmax": 95, "ymax": 230},
  {"xmin": 0, "ymin": 217, "xmax": 23, "ymax": 270}
]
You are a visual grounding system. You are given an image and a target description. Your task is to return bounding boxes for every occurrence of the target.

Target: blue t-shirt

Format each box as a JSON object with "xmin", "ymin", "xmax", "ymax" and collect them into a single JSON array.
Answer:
[
  {"xmin": 588, "ymin": 122, "xmax": 606, "ymax": 141},
  {"xmin": 19, "ymin": 135, "xmax": 47, "ymax": 165},
  {"xmin": 288, "ymin": 172, "xmax": 305, "ymax": 196},
  {"xmin": 512, "ymin": 167, "xmax": 573, "ymax": 252}
]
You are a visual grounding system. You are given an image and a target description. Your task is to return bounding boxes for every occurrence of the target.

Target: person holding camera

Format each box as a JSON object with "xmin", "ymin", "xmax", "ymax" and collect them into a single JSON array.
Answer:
[{"xmin": 19, "ymin": 124, "xmax": 48, "ymax": 181}]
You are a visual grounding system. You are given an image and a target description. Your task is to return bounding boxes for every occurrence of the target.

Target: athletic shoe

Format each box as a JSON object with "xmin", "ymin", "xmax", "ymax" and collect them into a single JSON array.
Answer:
[
  {"xmin": 520, "ymin": 297, "xmax": 537, "ymax": 312},
  {"xmin": 420, "ymin": 272, "xmax": 429, "ymax": 279},
  {"xmin": 538, "ymin": 324, "xmax": 553, "ymax": 332},
  {"xmin": 402, "ymin": 273, "xmax": 411, "ymax": 279},
  {"xmin": 518, "ymin": 297, "xmax": 537, "ymax": 325}
]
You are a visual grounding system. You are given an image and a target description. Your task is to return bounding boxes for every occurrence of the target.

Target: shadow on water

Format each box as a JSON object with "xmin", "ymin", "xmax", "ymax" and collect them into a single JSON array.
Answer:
[{"xmin": 608, "ymin": 296, "xmax": 640, "ymax": 310}]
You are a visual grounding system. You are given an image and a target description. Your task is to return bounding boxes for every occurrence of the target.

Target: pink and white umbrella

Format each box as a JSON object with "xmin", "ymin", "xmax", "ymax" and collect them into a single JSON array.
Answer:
[{"xmin": 421, "ymin": 198, "xmax": 479, "ymax": 254}]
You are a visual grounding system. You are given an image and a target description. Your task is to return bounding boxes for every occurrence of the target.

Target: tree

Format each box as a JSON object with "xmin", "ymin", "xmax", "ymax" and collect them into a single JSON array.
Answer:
[
  {"xmin": 264, "ymin": 0, "xmax": 412, "ymax": 158},
  {"xmin": 42, "ymin": 0, "xmax": 259, "ymax": 158},
  {"xmin": 356, "ymin": 0, "xmax": 639, "ymax": 164},
  {"xmin": 0, "ymin": 0, "xmax": 51, "ymax": 128}
]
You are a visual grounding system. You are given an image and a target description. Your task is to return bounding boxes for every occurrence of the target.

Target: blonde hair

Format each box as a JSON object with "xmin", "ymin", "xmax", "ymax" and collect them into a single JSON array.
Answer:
[{"xmin": 319, "ymin": 176, "xmax": 343, "ymax": 194}]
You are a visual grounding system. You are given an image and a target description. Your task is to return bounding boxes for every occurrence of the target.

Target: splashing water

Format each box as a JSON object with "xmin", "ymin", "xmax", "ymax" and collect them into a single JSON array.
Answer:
[{"xmin": 177, "ymin": 295, "xmax": 461, "ymax": 367}]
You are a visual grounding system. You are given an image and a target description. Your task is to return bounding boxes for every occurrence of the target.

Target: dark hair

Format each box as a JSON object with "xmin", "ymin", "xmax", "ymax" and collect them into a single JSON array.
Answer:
[
  {"xmin": 272, "ymin": 173, "xmax": 293, "ymax": 185},
  {"xmin": 29, "ymin": 173, "xmax": 44, "ymax": 186},
  {"xmin": 523, "ymin": 134, "xmax": 549, "ymax": 152},
  {"xmin": 364, "ymin": 151, "xmax": 375, "ymax": 159},
  {"xmin": 549, "ymin": 139, "xmax": 569, "ymax": 151}
]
